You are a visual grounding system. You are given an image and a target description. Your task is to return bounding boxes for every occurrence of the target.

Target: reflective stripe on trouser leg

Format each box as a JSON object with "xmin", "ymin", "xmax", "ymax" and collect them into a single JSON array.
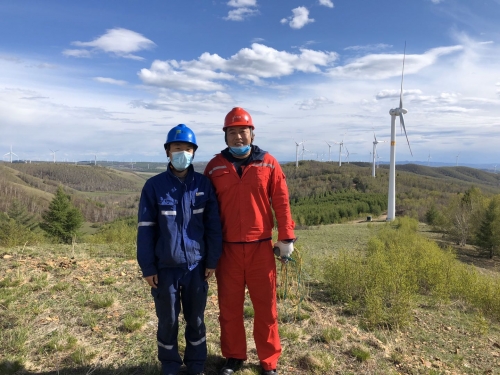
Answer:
[
  {"xmin": 216, "ymin": 242, "xmax": 248, "ymax": 360},
  {"xmin": 181, "ymin": 263, "xmax": 209, "ymax": 374},
  {"xmin": 152, "ymin": 268, "xmax": 183, "ymax": 375},
  {"xmin": 245, "ymin": 241, "xmax": 281, "ymax": 370}
]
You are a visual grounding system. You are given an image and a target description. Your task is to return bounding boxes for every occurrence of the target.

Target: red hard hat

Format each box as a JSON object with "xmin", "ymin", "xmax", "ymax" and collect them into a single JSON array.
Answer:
[{"xmin": 223, "ymin": 107, "xmax": 254, "ymax": 130}]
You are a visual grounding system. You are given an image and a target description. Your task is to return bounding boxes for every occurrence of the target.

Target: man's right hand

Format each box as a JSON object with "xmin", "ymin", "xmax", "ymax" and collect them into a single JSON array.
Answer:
[{"xmin": 144, "ymin": 274, "xmax": 158, "ymax": 288}]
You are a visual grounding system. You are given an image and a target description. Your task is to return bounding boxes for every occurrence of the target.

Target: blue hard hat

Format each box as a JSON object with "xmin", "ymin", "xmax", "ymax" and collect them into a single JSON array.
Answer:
[{"xmin": 164, "ymin": 124, "xmax": 198, "ymax": 151}]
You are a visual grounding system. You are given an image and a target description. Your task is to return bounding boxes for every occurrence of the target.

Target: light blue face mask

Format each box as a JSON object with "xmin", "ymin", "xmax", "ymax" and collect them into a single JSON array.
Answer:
[
  {"xmin": 170, "ymin": 151, "xmax": 193, "ymax": 171},
  {"xmin": 229, "ymin": 144, "xmax": 251, "ymax": 156}
]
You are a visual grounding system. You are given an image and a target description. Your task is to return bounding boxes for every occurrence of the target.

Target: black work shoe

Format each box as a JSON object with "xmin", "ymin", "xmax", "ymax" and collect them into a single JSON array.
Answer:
[
  {"xmin": 219, "ymin": 358, "xmax": 244, "ymax": 375},
  {"xmin": 261, "ymin": 369, "xmax": 277, "ymax": 375}
]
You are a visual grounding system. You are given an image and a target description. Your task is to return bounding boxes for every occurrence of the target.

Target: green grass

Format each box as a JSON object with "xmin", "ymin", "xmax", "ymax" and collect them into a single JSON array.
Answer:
[{"xmin": 2, "ymin": 222, "xmax": 500, "ymax": 374}]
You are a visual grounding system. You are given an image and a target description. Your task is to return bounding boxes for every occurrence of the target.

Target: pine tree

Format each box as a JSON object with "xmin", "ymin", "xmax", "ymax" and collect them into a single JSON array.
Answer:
[
  {"xmin": 7, "ymin": 199, "xmax": 38, "ymax": 231},
  {"xmin": 40, "ymin": 186, "xmax": 84, "ymax": 244},
  {"xmin": 476, "ymin": 196, "xmax": 500, "ymax": 259}
]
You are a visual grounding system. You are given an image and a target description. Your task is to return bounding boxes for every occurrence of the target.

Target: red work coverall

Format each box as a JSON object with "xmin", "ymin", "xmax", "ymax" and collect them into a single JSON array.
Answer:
[{"xmin": 204, "ymin": 146, "xmax": 295, "ymax": 371}]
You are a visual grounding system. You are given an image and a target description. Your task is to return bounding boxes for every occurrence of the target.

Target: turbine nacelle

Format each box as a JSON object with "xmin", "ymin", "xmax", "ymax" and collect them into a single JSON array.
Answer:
[{"xmin": 389, "ymin": 108, "xmax": 407, "ymax": 116}]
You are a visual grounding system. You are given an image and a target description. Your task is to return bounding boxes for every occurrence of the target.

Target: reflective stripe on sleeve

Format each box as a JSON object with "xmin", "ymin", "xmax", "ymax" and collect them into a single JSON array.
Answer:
[
  {"xmin": 193, "ymin": 208, "xmax": 204, "ymax": 214},
  {"xmin": 137, "ymin": 221, "xmax": 156, "ymax": 227},
  {"xmin": 253, "ymin": 162, "xmax": 275, "ymax": 169},
  {"xmin": 208, "ymin": 165, "xmax": 227, "ymax": 175},
  {"xmin": 161, "ymin": 211, "xmax": 177, "ymax": 215}
]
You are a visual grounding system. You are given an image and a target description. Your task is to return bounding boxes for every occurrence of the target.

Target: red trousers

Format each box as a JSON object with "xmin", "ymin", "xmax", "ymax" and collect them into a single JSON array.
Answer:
[{"xmin": 216, "ymin": 241, "xmax": 281, "ymax": 371}]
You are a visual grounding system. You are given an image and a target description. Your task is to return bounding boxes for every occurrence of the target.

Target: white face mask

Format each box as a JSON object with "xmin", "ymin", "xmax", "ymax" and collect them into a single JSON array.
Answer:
[{"xmin": 170, "ymin": 151, "xmax": 193, "ymax": 171}]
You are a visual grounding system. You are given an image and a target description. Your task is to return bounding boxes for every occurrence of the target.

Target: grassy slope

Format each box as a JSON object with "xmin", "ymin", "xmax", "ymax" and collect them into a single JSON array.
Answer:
[{"xmin": 1, "ymin": 223, "xmax": 500, "ymax": 375}]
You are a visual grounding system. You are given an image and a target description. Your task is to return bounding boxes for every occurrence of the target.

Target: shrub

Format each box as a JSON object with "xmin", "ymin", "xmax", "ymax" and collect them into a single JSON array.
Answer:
[{"xmin": 323, "ymin": 216, "xmax": 500, "ymax": 327}]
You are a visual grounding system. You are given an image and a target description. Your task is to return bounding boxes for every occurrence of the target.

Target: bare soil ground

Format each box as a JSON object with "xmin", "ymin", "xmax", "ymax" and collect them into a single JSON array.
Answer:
[{"xmin": 1, "ymin": 244, "xmax": 500, "ymax": 375}]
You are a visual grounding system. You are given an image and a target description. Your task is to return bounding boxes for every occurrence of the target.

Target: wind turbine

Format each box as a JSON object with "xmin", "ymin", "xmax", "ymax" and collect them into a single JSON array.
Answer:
[
  {"xmin": 372, "ymin": 132, "xmax": 386, "ymax": 177},
  {"xmin": 387, "ymin": 43, "xmax": 413, "ymax": 221},
  {"xmin": 335, "ymin": 135, "xmax": 345, "ymax": 167},
  {"xmin": 427, "ymin": 152, "xmax": 432, "ymax": 167},
  {"xmin": 49, "ymin": 149, "xmax": 59, "ymax": 163},
  {"xmin": 301, "ymin": 143, "xmax": 309, "ymax": 161},
  {"xmin": 325, "ymin": 141, "xmax": 333, "ymax": 162},
  {"xmin": 294, "ymin": 140, "xmax": 304, "ymax": 168},
  {"xmin": 455, "ymin": 152, "xmax": 460, "ymax": 167},
  {"xmin": 4, "ymin": 145, "xmax": 18, "ymax": 163},
  {"xmin": 344, "ymin": 147, "xmax": 356, "ymax": 164}
]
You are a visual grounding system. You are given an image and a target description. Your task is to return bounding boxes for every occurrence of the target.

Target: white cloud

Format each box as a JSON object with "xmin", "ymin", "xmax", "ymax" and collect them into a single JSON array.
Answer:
[
  {"xmin": 62, "ymin": 49, "xmax": 92, "ymax": 58},
  {"xmin": 430, "ymin": 0, "xmax": 444, "ymax": 4},
  {"xmin": 93, "ymin": 77, "xmax": 128, "ymax": 86},
  {"xmin": 67, "ymin": 28, "xmax": 155, "ymax": 60},
  {"xmin": 344, "ymin": 44, "xmax": 392, "ymax": 52},
  {"xmin": 130, "ymin": 91, "xmax": 234, "ymax": 112},
  {"xmin": 281, "ymin": 7, "xmax": 315, "ymax": 29},
  {"xmin": 319, "ymin": 0, "xmax": 334, "ymax": 8},
  {"xmin": 328, "ymin": 45, "xmax": 463, "ymax": 79},
  {"xmin": 0, "ymin": 55, "xmax": 23, "ymax": 63},
  {"xmin": 227, "ymin": 0, "xmax": 256, "ymax": 6},
  {"xmin": 138, "ymin": 43, "xmax": 338, "ymax": 90},
  {"xmin": 225, "ymin": 0, "xmax": 258, "ymax": 21},
  {"xmin": 375, "ymin": 89, "xmax": 423, "ymax": 100},
  {"xmin": 296, "ymin": 96, "xmax": 333, "ymax": 110},
  {"xmin": 224, "ymin": 7, "xmax": 259, "ymax": 21}
]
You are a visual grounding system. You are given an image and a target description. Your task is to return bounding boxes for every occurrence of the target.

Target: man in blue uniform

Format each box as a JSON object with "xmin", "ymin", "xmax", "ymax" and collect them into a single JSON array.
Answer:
[{"xmin": 137, "ymin": 124, "xmax": 222, "ymax": 375}]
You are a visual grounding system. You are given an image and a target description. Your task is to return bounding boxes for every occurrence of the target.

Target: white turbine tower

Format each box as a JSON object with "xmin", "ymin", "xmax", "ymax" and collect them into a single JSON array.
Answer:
[
  {"xmin": 4, "ymin": 145, "xmax": 18, "ymax": 163},
  {"xmin": 427, "ymin": 152, "xmax": 432, "ymax": 167},
  {"xmin": 455, "ymin": 152, "xmax": 460, "ymax": 167},
  {"xmin": 294, "ymin": 140, "xmax": 304, "ymax": 168},
  {"xmin": 301, "ymin": 143, "xmax": 309, "ymax": 161},
  {"xmin": 372, "ymin": 132, "xmax": 386, "ymax": 177},
  {"xmin": 387, "ymin": 44, "xmax": 413, "ymax": 222},
  {"xmin": 49, "ymin": 149, "xmax": 59, "ymax": 163},
  {"xmin": 335, "ymin": 136, "xmax": 345, "ymax": 167},
  {"xmin": 325, "ymin": 141, "xmax": 333, "ymax": 162}
]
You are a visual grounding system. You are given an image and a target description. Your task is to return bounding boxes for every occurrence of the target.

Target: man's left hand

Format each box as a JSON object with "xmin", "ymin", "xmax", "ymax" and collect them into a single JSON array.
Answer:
[{"xmin": 205, "ymin": 268, "xmax": 215, "ymax": 280}]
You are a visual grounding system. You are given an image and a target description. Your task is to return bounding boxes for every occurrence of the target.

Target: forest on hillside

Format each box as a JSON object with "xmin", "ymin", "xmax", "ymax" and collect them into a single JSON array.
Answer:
[{"xmin": 1, "ymin": 160, "xmax": 500, "ymax": 257}]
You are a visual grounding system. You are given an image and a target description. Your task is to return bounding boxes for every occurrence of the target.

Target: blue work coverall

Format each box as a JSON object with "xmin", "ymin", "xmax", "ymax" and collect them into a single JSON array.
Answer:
[{"xmin": 137, "ymin": 164, "xmax": 222, "ymax": 375}]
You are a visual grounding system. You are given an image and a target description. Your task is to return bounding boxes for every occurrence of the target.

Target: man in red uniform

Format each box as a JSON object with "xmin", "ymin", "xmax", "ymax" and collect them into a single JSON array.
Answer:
[{"xmin": 204, "ymin": 107, "xmax": 296, "ymax": 375}]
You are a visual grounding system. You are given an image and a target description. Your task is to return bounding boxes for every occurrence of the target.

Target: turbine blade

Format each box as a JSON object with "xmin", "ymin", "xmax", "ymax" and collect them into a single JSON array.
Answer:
[
  {"xmin": 399, "ymin": 114, "xmax": 413, "ymax": 156},
  {"xmin": 399, "ymin": 41, "xmax": 406, "ymax": 110}
]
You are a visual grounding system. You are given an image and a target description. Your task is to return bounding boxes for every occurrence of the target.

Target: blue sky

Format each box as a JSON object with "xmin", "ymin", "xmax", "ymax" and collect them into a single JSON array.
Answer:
[{"xmin": 1, "ymin": 0, "xmax": 500, "ymax": 165}]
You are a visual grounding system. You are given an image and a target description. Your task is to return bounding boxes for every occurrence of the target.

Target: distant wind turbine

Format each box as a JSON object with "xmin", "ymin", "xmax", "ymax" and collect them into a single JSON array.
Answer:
[
  {"xmin": 49, "ymin": 149, "xmax": 59, "ymax": 163},
  {"xmin": 4, "ymin": 145, "xmax": 18, "ymax": 163},
  {"xmin": 387, "ymin": 43, "xmax": 413, "ymax": 221},
  {"xmin": 334, "ymin": 135, "xmax": 346, "ymax": 167},
  {"xmin": 455, "ymin": 152, "xmax": 460, "ymax": 167},
  {"xmin": 294, "ymin": 140, "xmax": 304, "ymax": 168},
  {"xmin": 325, "ymin": 141, "xmax": 333, "ymax": 162},
  {"xmin": 372, "ymin": 132, "xmax": 386, "ymax": 177},
  {"xmin": 427, "ymin": 152, "xmax": 432, "ymax": 167}
]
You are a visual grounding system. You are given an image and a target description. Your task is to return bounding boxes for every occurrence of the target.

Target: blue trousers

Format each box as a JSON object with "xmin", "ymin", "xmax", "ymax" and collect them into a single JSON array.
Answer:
[{"xmin": 152, "ymin": 264, "xmax": 208, "ymax": 375}]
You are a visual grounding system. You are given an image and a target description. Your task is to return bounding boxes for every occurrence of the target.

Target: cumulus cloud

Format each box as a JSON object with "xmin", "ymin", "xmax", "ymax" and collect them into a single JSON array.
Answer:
[
  {"xmin": 224, "ymin": 0, "xmax": 258, "ymax": 21},
  {"xmin": 93, "ymin": 77, "xmax": 128, "ymax": 86},
  {"xmin": 430, "ymin": 0, "xmax": 444, "ymax": 4},
  {"xmin": 295, "ymin": 96, "xmax": 333, "ymax": 110},
  {"xmin": 319, "ymin": 0, "xmax": 334, "ymax": 8},
  {"xmin": 344, "ymin": 44, "xmax": 392, "ymax": 52},
  {"xmin": 62, "ymin": 49, "xmax": 92, "ymax": 58},
  {"xmin": 138, "ymin": 43, "xmax": 338, "ymax": 91},
  {"xmin": 0, "ymin": 55, "xmax": 23, "ymax": 63},
  {"xmin": 281, "ymin": 7, "xmax": 314, "ymax": 29},
  {"xmin": 376, "ymin": 89, "xmax": 423, "ymax": 100},
  {"xmin": 130, "ymin": 91, "xmax": 234, "ymax": 112},
  {"xmin": 328, "ymin": 45, "xmax": 463, "ymax": 79},
  {"xmin": 65, "ymin": 28, "xmax": 155, "ymax": 60}
]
